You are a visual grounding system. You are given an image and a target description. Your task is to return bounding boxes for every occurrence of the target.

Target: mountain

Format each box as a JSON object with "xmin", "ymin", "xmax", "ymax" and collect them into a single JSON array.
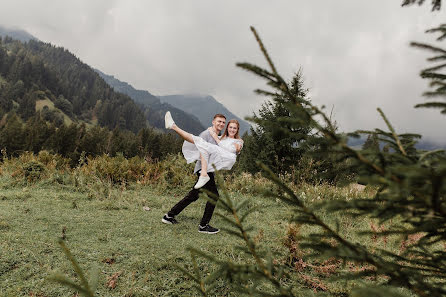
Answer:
[
  {"xmin": 0, "ymin": 33, "xmax": 146, "ymax": 132},
  {"xmin": 159, "ymin": 94, "xmax": 251, "ymax": 135},
  {"xmin": 0, "ymin": 25, "xmax": 37, "ymax": 42},
  {"xmin": 347, "ymin": 134, "xmax": 446, "ymax": 150},
  {"xmin": 95, "ymin": 69, "xmax": 204, "ymax": 135}
]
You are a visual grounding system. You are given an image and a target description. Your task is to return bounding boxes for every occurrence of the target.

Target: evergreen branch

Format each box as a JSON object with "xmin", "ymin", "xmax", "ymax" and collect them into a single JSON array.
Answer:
[
  {"xmin": 254, "ymin": 89, "xmax": 280, "ymax": 97},
  {"xmin": 426, "ymin": 24, "xmax": 446, "ymax": 40},
  {"xmin": 420, "ymin": 71, "xmax": 446, "ymax": 80},
  {"xmin": 423, "ymin": 62, "xmax": 446, "ymax": 72},
  {"xmin": 422, "ymin": 91, "xmax": 446, "ymax": 97},
  {"xmin": 309, "ymin": 105, "xmax": 405, "ymax": 181},
  {"xmin": 429, "ymin": 80, "xmax": 446, "ymax": 88},
  {"xmin": 401, "ymin": 0, "xmax": 442, "ymax": 11},
  {"xmin": 48, "ymin": 240, "xmax": 96, "ymax": 297},
  {"xmin": 214, "ymin": 170, "xmax": 295, "ymax": 296},
  {"xmin": 236, "ymin": 62, "xmax": 276, "ymax": 81},
  {"xmin": 48, "ymin": 275, "xmax": 92, "ymax": 295},
  {"xmin": 241, "ymin": 34, "xmax": 440, "ymax": 294},
  {"xmin": 249, "ymin": 27, "xmax": 281, "ymax": 84},
  {"xmin": 411, "ymin": 42, "xmax": 446, "ymax": 55},
  {"xmin": 377, "ymin": 108, "xmax": 407, "ymax": 156},
  {"xmin": 428, "ymin": 54, "xmax": 446, "ymax": 61},
  {"xmin": 57, "ymin": 239, "xmax": 95, "ymax": 296},
  {"xmin": 415, "ymin": 102, "xmax": 446, "ymax": 109},
  {"xmin": 419, "ymin": 149, "xmax": 446, "ymax": 161},
  {"xmin": 191, "ymin": 252, "xmax": 208, "ymax": 296},
  {"xmin": 247, "ymin": 27, "xmax": 305, "ymax": 110}
]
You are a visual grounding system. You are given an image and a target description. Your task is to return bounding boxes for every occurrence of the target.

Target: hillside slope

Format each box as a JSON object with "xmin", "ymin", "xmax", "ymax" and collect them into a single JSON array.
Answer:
[
  {"xmin": 0, "ymin": 25, "xmax": 36, "ymax": 42},
  {"xmin": 0, "ymin": 36, "xmax": 146, "ymax": 132},
  {"xmin": 95, "ymin": 69, "xmax": 204, "ymax": 134}
]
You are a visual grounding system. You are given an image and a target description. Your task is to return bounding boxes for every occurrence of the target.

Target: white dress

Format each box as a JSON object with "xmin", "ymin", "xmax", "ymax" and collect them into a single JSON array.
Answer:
[{"xmin": 182, "ymin": 136, "xmax": 243, "ymax": 171}]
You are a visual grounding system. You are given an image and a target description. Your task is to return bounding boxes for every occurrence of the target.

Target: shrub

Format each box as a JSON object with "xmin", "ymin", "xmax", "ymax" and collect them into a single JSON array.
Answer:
[
  {"xmin": 79, "ymin": 153, "xmax": 151, "ymax": 184},
  {"xmin": 22, "ymin": 160, "xmax": 45, "ymax": 182},
  {"xmin": 150, "ymin": 153, "xmax": 195, "ymax": 192}
]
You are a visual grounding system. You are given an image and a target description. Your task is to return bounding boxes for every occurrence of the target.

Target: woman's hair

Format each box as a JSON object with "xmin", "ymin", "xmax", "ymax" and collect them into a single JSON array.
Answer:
[{"xmin": 222, "ymin": 119, "xmax": 240, "ymax": 139}]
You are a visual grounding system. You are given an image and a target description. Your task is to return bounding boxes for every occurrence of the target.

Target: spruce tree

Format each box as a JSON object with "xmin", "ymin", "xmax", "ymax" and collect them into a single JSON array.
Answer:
[{"xmin": 238, "ymin": 70, "xmax": 312, "ymax": 175}]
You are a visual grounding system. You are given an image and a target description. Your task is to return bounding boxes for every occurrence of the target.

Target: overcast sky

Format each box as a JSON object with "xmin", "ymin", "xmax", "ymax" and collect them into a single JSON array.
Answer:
[{"xmin": 1, "ymin": 0, "xmax": 445, "ymax": 144}]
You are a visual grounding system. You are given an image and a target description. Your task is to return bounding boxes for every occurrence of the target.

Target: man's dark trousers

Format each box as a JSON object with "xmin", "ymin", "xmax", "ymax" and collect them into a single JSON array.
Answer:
[{"xmin": 167, "ymin": 172, "xmax": 219, "ymax": 226}]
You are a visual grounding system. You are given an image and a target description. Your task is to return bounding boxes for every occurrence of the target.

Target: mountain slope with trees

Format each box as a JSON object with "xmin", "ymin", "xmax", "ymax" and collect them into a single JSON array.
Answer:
[
  {"xmin": 95, "ymin": 69, "xmax": 204, "ymax": 135},
  {"xmin": 0, "ymin": 36, "xmax": 146, "ymax": 132},
  {"xmin": 0, "ymin": 25, "xmax": 36, "ymax": 43},
  {"xmin": 0, "ymin": 34, "xmax": 184, "ymax": 161}
]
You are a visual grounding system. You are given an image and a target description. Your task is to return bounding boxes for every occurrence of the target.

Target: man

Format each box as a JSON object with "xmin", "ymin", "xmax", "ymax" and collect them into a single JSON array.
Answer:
[{"xmin": 162, "ymin": 114, "xmax": 227, "ymax": 234}]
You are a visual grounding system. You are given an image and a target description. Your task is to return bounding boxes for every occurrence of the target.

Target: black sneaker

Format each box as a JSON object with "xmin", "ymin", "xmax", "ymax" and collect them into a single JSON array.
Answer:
[
  {"xmin": 198, "ymin": 224, "xmax": 220, "ymax": 234},
  {"xmin": 162, "ymin": 214, "xmax": 178, "ymax": 224}
]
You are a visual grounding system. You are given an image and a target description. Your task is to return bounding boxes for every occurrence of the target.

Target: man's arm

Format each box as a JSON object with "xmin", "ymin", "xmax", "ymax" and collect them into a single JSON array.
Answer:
[
  {"xmin": 234, "ymin": 140, "xmax": 243, "ymax": 154},
  {"xmin": 199, "ymin": 129, "xmax": 217, "ymax": 145},
  {"xmin": 207, "ymin": 128, "xmax": 221, "ymax": 144}
]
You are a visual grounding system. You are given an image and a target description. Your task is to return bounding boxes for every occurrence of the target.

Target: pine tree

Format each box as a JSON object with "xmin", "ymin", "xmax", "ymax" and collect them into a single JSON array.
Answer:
[
  {"xmin": 238, "ymin": 70, "xmax": 312, "ymax": 175},
  {"xmin": 0, "ymin": 112, "xmax": 25, "ymax": 155}
]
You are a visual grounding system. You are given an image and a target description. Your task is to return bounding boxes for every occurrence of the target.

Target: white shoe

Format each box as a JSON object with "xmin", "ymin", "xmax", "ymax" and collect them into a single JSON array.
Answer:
[
  {"xmin": 165, "ymin": 111, "xmax": 175, "ymax": 129},
  {"xmin": 194, "ymin": 176, "xmax": 210, "ymax": 189}
]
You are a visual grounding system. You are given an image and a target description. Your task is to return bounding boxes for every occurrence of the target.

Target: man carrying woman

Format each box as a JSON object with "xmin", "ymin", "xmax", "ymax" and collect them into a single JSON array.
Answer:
[{"xmin": 161, "ymin": 112, "xmax": 243, "ymax": 234}]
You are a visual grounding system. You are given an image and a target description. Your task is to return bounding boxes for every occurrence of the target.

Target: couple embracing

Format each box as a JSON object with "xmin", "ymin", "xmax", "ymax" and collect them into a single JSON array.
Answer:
[{"xmin": 161, "ymin": 112, "xmax": 243, "ymax": 234}]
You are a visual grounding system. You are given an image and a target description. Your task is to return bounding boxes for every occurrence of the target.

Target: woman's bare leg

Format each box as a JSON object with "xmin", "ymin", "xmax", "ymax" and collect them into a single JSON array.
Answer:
[
  {"xmin": 200, "ymin": 154, "xmax": 208, "ymax": 177},
  {"xmin": 172, "ymin": 124, "xmax": 209, "ymax": 177},
  {"xmin": 171, "ymin": 124, "xmax": 195, "ymax": 144},
  {"xmin": 195, "ymin": 153, "xmax": 210, "ymax": 189}
]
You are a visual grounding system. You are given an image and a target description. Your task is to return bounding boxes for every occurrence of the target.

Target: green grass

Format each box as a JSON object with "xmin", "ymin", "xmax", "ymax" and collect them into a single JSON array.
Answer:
[
  {"xmin": 0, "ymin": 159, "xmax": 416, "ymax": 297},
  {"xmin": 0, "ymin": 179, "xmax": 291, "ymax": 296}
]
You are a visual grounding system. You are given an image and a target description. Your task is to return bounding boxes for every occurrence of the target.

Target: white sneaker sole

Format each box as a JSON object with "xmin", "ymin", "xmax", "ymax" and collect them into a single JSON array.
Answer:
[
  {"xmin": 162, "ymin": 218, "xmax": 173, "ymax": 224},
  {"xmin": 165, "ymin": 111, "xmax": 175, "ymax": 129},
  {"xmin": 198, "ymin": 229, "xmax": 220, "ymax": 234},
  {"xmin": 194, "ymin": 176, "xmax": 210, "ymax": 189}
]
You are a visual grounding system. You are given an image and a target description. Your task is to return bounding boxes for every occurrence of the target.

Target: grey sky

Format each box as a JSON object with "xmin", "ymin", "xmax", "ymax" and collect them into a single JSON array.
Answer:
[{"xmin": 1, "ymin": 0, "xmax": 445, "ymax": 144}]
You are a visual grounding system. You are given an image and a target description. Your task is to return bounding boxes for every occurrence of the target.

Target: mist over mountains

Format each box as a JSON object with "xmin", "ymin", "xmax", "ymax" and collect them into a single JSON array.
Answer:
[
  {"xmin": 159, "ymin": 95, "xmax": 251, "ymax": 135},
  {"xmin": 96, "ymin": 69, "xmax": 252, "ymax": 135},
  {"xmin": 0, "ymin": 25, "xmax": 251, "ymax": 136},
  {"xmin": 3, "ymin": 25, "xmax": 442, "ymax": 150},
  {"xmin": 0, "ymin": 25, "xmax": 36, "ymax": 43},
  {"xmin": 95, "ymin": 69, "xmax": 205, "ymax": 134}
]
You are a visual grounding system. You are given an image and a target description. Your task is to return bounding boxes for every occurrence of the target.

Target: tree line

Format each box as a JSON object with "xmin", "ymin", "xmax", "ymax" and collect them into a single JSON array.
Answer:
[{"xmin": 0, "ymin": 111, "xmax": 182, "ymax": 164}]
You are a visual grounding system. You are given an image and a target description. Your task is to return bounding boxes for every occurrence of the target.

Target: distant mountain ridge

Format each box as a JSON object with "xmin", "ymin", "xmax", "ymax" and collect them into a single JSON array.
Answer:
[
  {"xmin": 0, "ymin": 25, "xmax": 37, "ymax": 42},
  {"xmin": 159, "ymin": 94, "xmax": 251, "ymax": 135},
  {"xmin": 1, "ymin": 25, "xmax": 250, "ymax": 135},
  {"xmin": 95, "ymin": 69, "xmax": 205, "ymax": 134},
  {"xmin": 0, "ymin": 27, "xmax": 147, "ymax": 132},
  {"xmin": 347, "ymin": 135, "xmax": 446, "ymax": 150}
]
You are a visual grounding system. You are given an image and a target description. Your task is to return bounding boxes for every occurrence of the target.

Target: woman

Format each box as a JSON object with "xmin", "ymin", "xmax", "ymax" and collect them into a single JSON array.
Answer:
[{"xmin": 165, "ymin": 111, "xmax": 243, "ymax": 189}]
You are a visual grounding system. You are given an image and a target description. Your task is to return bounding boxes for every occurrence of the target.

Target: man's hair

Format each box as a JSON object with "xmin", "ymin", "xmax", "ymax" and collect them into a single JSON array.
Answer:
[{"xmin": 213, "ymin": 113, "xmax": 226, "ymax": 120}]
